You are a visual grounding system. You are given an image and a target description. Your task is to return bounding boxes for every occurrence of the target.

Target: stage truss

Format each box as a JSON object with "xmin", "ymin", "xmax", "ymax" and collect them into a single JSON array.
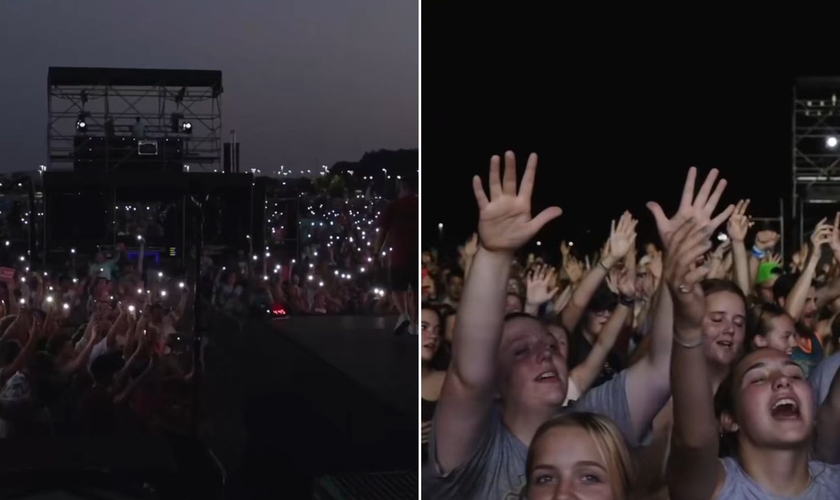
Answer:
[
  {"xmin": 792, "ymin": 77, "xmax": 840, "ymax": 244},
  {"xmin": 47, "ymin": 67, "xmax": 223, "ymax": 172}
]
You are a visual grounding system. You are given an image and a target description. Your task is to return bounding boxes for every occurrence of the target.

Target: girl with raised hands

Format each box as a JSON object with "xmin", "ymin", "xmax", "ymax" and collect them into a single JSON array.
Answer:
[
  {"xmin": 665, "ymin": 217, "xmax": 840, "ymax": 499},
  {"xmin": 425, "ymin": 153, "xmax": 697, "ymax": 500}
]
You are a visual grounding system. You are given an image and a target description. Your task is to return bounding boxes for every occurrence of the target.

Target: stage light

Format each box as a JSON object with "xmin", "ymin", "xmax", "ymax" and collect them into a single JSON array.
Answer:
[
  {"xmin": 181, "ymin": 121, "xmax": 192, "ymax": 132},
  {"xmin": 828, "ymin": 136, "xmax": 838, "ymax": 148},
  {"xmin": 76, "ymin": 118, "xmax": 86, "ymax": 130}
]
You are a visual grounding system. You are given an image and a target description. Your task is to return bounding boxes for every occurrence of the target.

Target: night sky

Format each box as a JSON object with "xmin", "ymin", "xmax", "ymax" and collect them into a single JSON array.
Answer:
[
  {"xmin": 0, "ymin": 0, "xmax": 417, "ymax": 174},
  {"xmin": 422, "ymin": 11, "xmax": 840, "ymax": 264}
]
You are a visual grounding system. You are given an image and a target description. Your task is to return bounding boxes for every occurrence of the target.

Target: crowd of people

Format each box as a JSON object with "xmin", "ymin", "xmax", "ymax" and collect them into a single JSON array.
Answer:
[
  {"xmin": 0, "ymin": 243, "xmax": 200, "ymax": 440},
  {"xmin": 0, "ymin": 175, "xmax": 413, "ymax": 445},
  {"xmin": 421, "ymin": 152, "xmax": 840, "ymax": 499}
]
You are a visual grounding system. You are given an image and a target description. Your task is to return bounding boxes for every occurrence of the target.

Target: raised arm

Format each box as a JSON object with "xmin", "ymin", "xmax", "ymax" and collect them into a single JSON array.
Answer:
[
  {"xmin": 434, "ymin": 152, "xmax": 561, "ymax": 473},
  {"xmin": 785, "ymin": 220, "xmax": 829, "ymax": 321},
  {"xmin": 665, "ymin": 219, "xmax": 726, "ymax": 500},
  {"xmin": 625, "ymin": 167, "xmax": 734, "ymax": 442},
  {"xmin": 726, "ymin": 199, "xmax": 751, "ymax": 296}
]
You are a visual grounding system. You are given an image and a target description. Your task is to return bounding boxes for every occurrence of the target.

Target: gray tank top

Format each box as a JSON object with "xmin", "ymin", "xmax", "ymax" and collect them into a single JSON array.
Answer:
[{"xmin": 717, "ymin": 457, "xmax": 840, "ymax": 499}]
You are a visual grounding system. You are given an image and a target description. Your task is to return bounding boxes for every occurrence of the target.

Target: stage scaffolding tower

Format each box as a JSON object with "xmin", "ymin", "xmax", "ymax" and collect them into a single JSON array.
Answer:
[
  {"xmin": 792, "ymin": 77, "xmax": 840, "ymax": 246},
  {"xmin": 47, "ymin": 67, "xmax": 223, "ymax": 173}
]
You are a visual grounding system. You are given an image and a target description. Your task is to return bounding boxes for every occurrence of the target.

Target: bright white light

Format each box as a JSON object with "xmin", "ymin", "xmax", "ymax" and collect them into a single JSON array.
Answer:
[{"xmin": 828, "ymin": 136, "xmax": 838, "ymax": 148}]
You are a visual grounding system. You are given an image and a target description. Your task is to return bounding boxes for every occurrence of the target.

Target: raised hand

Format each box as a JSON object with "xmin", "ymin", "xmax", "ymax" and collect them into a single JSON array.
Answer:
[
  {"xmin": 526, "ymin": 265, "xmax": 559, "ymax": 306},
  {"xmin": 726, "ymin": 199, "xmax": 750, "ymax": 242},
  {"xmin": 764, "ymin": 251, "xmax": 783, "ymax": 266},
  {"xmin": 828, "ymin": 213, "xmax": 840, "ymax": 255},
  {"xmin": 463, "ymin": 233, "xmax": 479, "ymax": 258},
  {"xmin": 560, "ymin": 241, "xmax": 571, "ymax": 257},
  {"xmin": 607, "ymin": 267, "xmax": 635, "ymax": 297},
  {"xmin": 646, "ymin": 167, "xmax": 734, "ymax": 251},
  {"xmin": 664, "ymin": 219, "xmax": 715, "ymax": 331},
  {"xmin": 564, "ymin": 256, "xmax": 583, "ymax": 284},
  {"xmin": 607, "ymin": 211, "xmax": 638, "ymax": 262},
  {"xmin": 472, "ymin": 152, "xmax": 562, "ymax": 253},
  {"xmin": 811, "ymin": 218, "xmax": 832, "ymax": 251},
  {"xmin": 713, "ymin": 239, "xmax": 732, "ymax": 260}
]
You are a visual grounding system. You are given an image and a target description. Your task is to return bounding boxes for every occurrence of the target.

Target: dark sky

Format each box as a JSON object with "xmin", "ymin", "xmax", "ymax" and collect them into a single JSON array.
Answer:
[
  {"xmin": 422, "ymin": 10, "xmax": 838, "ymax": 262},
  {"xmin": 0, "ymin": 0, "xmax": 417, "ymax": 174}
]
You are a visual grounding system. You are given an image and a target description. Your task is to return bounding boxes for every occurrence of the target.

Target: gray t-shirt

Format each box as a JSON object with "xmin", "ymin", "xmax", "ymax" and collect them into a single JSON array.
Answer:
[
  {"xmin": 423, "ymin": 370, "xmax": 635, "ymax": 500},
  {"xmin": 809, "ymin": 352, "xmax": 840, "ymax": 406},
  {"xmin": 718, "ymin": 456, "xmax": 840, "ymax": 499}
]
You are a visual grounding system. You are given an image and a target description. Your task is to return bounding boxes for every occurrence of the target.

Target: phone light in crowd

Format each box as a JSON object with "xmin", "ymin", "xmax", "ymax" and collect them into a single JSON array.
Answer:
[
  {"xmin": 717, "ymin": 233, "xmax": 729, "ymax": 242},
  {"xmin": 307, "ymin": 275, "xmax": 313, "ymax": 281},
  {"xmin": 137, "ymin": 235, "xmax": 143, "ymax": 241},
  {"xmin": 18, "ymin": 256, "xmax": 24, "ymax": 262},
  {"xmin": 265, "ymin": 252, "xmax": 270, "ymax": 258},
  {"xmin": 536, "ymin": 241, "xmax": 542, "ymax": 246},
  {"xmin": 360, "ymin": 267, "xmax": 365, "ymax": 273},
  {"xmin": 158, "ymin": 272, "xmax": 163, "ymax": 278},
  {"xmin": 4, "ymin": 241, "xmax": 8, "ymax": 247},
  {"xmin": 19, "ymin": 298, "xmax": 25, "ymax": 305},
  {"xmin": 252, "ymin": 255, "xmax": 258, "ymax": 261},
  {"xmin": 72, "ymin": 278, "xmax": 78, "ymax": 283},
  {"xmin": 334, "ymin": 270, "xmax": 339, "ymax": 276},
  {"xmin": 46, "ymin": 296, "xmax": 53, "ymax": 303},
  {"xmin": 828, "ymin": 136, "xmax": 838, "ymax": 148},
  {"xmin": 20, "ymin": 277, "xmax": 25, "ymax": 283},
  {"xmin": 263, "ymin": 276, "xmax": 269, "ymax": 281},
  {"xmin": 319, "ymin": 281, "xmax": 324, "ymax": 287},
  {"xmin": 70, "ymin": 248, "xmax": 75, "ymax": 254},
  {"xmin": 161, "ymin": 290, "xmax": 167, "ymax": 297},
  {"xmin": 137, "ymin": 288, "xmax": 143, "ymax": 294},
  {"xmin": 178, "ymin": 282, "xmax": 185, "ymax": 288},
  {"xmin": 62, "ymin": 303, "xmax": 69, "ymax": 310},
  {"xmin": 128, "ymin": 305, "xmax": 135, "ymax": 313}
]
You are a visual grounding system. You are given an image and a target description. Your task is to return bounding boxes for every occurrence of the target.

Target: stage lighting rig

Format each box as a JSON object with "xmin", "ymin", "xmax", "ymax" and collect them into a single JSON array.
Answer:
[{"xmin": 75, "ymin": 111, "xmax": 90, "ymax": 131}]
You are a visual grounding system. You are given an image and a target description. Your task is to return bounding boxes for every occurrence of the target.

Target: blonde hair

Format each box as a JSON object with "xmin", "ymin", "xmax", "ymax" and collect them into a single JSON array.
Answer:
[{"xmin": 524, "ymin": 412, "xmax": 633, "ymax": 500}]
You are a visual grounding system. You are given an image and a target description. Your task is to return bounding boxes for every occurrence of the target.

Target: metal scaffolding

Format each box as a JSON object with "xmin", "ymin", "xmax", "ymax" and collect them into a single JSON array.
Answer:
[
  {"xmin": 47, "ymin": 67, "xmax": 223, "ymax": 173},
  {"xmin": 792, "ymin": 77, "xmax": 840, "ymax": 244}
]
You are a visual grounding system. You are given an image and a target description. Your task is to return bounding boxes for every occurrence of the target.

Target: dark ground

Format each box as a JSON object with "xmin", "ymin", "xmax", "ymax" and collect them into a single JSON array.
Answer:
[{"xmin": 202, "ymin": 313, "xmax": 417, "ymax": 499}]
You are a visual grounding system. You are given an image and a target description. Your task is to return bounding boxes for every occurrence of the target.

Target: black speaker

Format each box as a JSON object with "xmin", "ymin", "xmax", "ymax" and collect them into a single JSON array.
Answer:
[{"xmin": 45, "ymin": 188, "xmax": 110, "ymax": 244}]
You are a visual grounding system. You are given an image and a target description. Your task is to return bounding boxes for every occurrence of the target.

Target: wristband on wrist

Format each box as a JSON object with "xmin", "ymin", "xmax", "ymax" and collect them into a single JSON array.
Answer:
[{"xmin": 751, "ymin": 245, "xmax": 766, "ymax": 259}]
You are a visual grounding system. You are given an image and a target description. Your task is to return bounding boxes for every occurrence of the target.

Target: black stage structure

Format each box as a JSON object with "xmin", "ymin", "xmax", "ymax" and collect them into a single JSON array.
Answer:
[
  {"xmin": 42, "ymin": 170, "xmax": 253, "ymax": 267},
  {"xmin": 48, "ymin": 67, "xmax": 223, "ymax": 174},
  {"xmin": 203, "ymin": 312, "xmax": 417, "ymax": 498}
]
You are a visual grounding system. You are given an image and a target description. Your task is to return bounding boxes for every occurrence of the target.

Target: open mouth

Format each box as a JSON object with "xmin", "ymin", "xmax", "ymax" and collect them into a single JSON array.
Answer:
[
  {"xmin": 534, "ymin": 370, "xmax": 559, "ymax": 383},
  {"xmin": 770, "ymin": 397, "xmax": 801, "ymax": 420},
  {"xmin": 422, "ymin": 342, "xmax": 437, "ymax": 349},
  {"xmin": 716, "ymin": 340, "xmax": 733, "ymax": 348}
]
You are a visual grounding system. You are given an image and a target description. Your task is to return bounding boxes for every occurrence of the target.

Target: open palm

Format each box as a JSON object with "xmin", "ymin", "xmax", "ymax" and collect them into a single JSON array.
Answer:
[
  {"xmin": 646, "ymin": 167, "xmax": 734, "ymax": 251},
  {"xmin": 473, "ymin": 152, "xmax": 562, "ymax": 253}
]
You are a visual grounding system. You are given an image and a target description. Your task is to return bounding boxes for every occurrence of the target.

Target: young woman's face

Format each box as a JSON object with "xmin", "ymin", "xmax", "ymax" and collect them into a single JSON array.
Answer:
[
  {"xmin": 754, "ymin": 314, "xmax": 797, "ymax": 356},
  {"xmin": 527, "ymin": 425, "xmax": 616, "ymax": 500},
  {"xmin": 701, "ymin": 291, "xmax": 746, "ymax": 367},
  {"xmin": 731, "ymin": 348, "xmax": 814, "ymax": 448},
  {"xmin": 421, "ymin": 309, "xmax": 441, "ymax": 362},
  {"xmin": 547, "ymin": 325, "xmax": 569, "ymax": 361}
]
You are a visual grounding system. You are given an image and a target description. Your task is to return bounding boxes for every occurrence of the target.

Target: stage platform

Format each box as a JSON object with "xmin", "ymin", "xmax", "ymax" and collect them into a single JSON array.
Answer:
[
  {"xmin": 272, "ymin": 316, "xmax": 416, "ymax": 418},
  {"xmin": 203, "ymin": 313, "xmax": 417, "ymax": 498}
]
